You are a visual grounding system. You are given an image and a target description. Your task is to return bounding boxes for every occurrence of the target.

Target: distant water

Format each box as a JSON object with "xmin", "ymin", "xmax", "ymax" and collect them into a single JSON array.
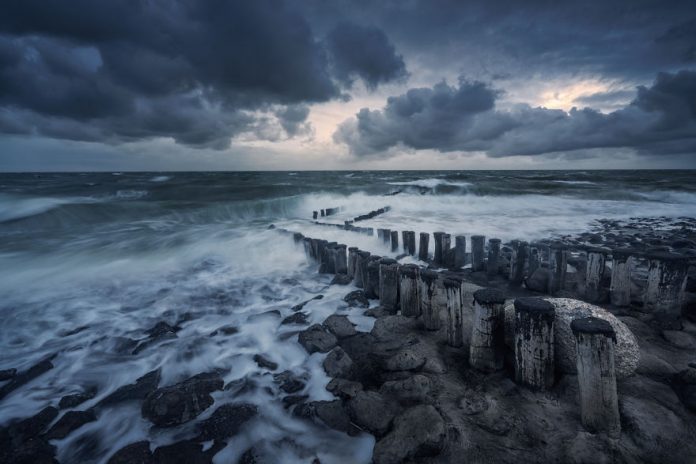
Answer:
[{"xmin": 1, "ymin": 170, "xmax": 695, "ymax": 462}]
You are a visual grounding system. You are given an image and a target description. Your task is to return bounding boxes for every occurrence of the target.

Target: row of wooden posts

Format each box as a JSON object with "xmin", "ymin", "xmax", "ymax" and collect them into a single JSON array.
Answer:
[
  {"xmin": 308, "ymin": 220, "xmax": 691, "ymax": 329},
  {"xmin": 284, "ymin": 229, "xmax": 622, "ymax": 437}
]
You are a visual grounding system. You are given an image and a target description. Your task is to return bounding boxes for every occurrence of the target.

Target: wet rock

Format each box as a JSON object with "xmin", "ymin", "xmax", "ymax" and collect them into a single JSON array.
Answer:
[
  {"xmin": 0, "ymin": 368, "xmax": 17, "ymax": 381},
  {"xmin": 348, "ymin": 391, "xmax": 398, "ymax": 436},
  {"xmin": 457, "ymin": 392, "xmax": 489, "ymax": 415},
  {"xmin": 343, "ymin": 290, "xmax": 369, "ymax": 308},
  {"xmin": 331, "ymin": 274, "xmax": 353, "ymax": 285},
  {"xmin": 45, "ymin": 409, "xmax": 97, "ymax": 440},
  {"xmin": 380, "ymin": 375, "xmax": 432, "ymax": 404},
  {"xmin": 672, "ymin": 367, "xmax": 696, "ymax": 412},
  {"xmin": 313, "ymin": 400, "xmax": 360, "ymax": 435},
  {"xmin": 145, "ymin": 321, "xmax": 181, "ymax": 338},
  {"xmin": 59, "ymin": 387, "xmax": 97, "ymax": 409},
  {"xmin": 6, "ymin": 406, "xmax": 59, "ymax": 444},
  {"xmin": 253, "ymin": 354, "xmax": 278, "ymax": 371},
  {"xmin": 152, "ymin": 440, "xmax": 223, "ymax": 464},
  {"xmin": 291, "ymin": 295, "xmax": 324, "ymax": 312},
  {"xmin": 98, "ymin": 369, "xmax": 161, "ymax": 406},
  {"xmin": 364, "ymin": 306, "xmax": 391, "ymax": 318},
  {"xmin": 0, "ymin": 357, "xmax": 54, "ymax": 401},
  {"xmin": 373, "ymin": 405, "xmax": 445, "ymax": 464},
  {"xmin": 662, "ymin": 330, "xmax": 696, "ymax": 349},
  {"xmin": 281, "ymin": 312, "xmax": 309, "ymax": 325},
  {"xmin": 107, "ymin": 441, "xmax": 152, "ymax": 464},
  {"xmin": 384, "ymin": 349, "xmax": 426, "ymax": 372},
  {"xmin": 141, "ymin": 372, "xmax": 224, "ymax": 427},
  {"xmin": 323, "ymin": 347, "xmax": 354, "ymax": 378},
  {"xmin": 282, "ymin": 394, "xmax": 309, "ymax": 408},
  {"xmin": 209, "ymin": 325, "xmax": 239, "ymax": 336},
  {"xmin": 370, "ymin": 316, "xmax": 419, "ymax": 341},
  {"xmin": 504, "ymin": 298, "xmax": 639, "ymax": 378},
  {"xmin": 524, "ymin": 267, "xmax": 549, "ymax": 293},
  {"xmin": 322, "ymin": 315, "xmax": 357, "ymax": 338},
  {"xmin": 637, "ymin": 351, "xmax": 677, "ymax": 379},
  {"xmin": 196, "ymin": 403, "xmax": 258, "ymax": 441},
  {"xmin": 326, "ymin": 378, "xmax": 363, "ymax": 399},
  {"xmin": 273, "ymin": 371, "xmax": 306, "ymax": 394},
  {"xmin": 2, "ymin": 436, "xmax": 57, "ymax": 464},
  {"xmin": 0, "ymin": 407, "xmax": 59, "ymax": 464},
  {"xmin": 298, "ymin": 324, "xmax": 337, "ymax": 354}
]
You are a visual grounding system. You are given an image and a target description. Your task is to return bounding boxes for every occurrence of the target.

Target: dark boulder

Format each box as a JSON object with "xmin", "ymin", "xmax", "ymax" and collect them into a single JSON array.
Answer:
[
  {"xmin": 252, "ymin": 354, "xmax": 278, "ymax": 371},
  {"xmin": 343, "ymin": 290, "xmax": 369, "ymax": 308},
  {"xmin": 322, "ymin": 315, "xmax": 357, "ymax": 338},
  {"xmin": 0, "ymin": 368, "xmax": 16, "ymax": 381},
  {"xmin": 152, "ymin": 440, "xmax": 224, "ymax": 464},
  {"xmin": 291, "ymin": 295, "xmax": 324, "ymax": 312},
  {"xmin": 209, "ymin": 325, "xmax": 239, "ymax": 337},
  {"xmin": 672, "ymin": 367, "xmax": 696, "ymax": 412},
  {"xmin": 44, "ymin": 410, "xmax": 97, "ymax": 440},
  {"xmin": 59, "ymin": 387, "xmax": 97, "ymax": 409},
  {"xmin": 373, "ymin": 405, "xmax": 446, "ymax": 464},
  {"xmin": 348, "ymin": 391, "xmax": 398, "ymax": 436},
  {"xmin": 107, "ymin": 441, "xmax": 153, "ymax": 464},
  {"xmin": 141, "ymin": 372, "xmax": 224, "ymax": 427},
  {"xmin": 98, "ymin": 369, "xmax": 161, "ymax": 406},
  {"xmin": 330, "ymin": 274, "xmax": 353, "ymax": 285},
  {"xmin": 313, "ymin": 400, "xmax": 360, "ymax": 436},
  {"xmin": 298, "ymin": 325, "xmax": 337, "ymax": 354},
  {"xmin": 525, "ymin": 267, "xmax": 549, "ymax": 293},
  {"xmin": 281, "ymin": 312, "xmax": 309, "ymax": 325},
  {"xmin": 0, "ymin": 357, "xmax": 54, "ymax": 401},
  {"xmin": 196, "ymin": 403, "xmax": 258, "ymax": 441},
  {"xmin": 323, "ymin": 347, "xmax": 354, "ymax": 378},
  {"xmin": 326, "ymin": 378, "xmax": 363, "ymax": 399},
  {"xmin": 273, "ymin": 371, "xmax": 306, "ymax": 394}
]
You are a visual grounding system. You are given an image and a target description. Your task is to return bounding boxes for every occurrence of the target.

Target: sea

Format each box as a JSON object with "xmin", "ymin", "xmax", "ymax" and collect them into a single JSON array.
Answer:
[{"xmin": 1, "ymin": 170, "xmax": 695, "ymax": 463}]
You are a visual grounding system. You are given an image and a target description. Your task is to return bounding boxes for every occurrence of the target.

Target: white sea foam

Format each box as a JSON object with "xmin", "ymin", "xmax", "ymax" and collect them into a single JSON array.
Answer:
[
  {"xmin": 149, "ymin": 175, "xmax": 171, "ymax": 182},
  {"xmin": 387, "ymin": 178, "xmax": 473, "ymax": 189}
]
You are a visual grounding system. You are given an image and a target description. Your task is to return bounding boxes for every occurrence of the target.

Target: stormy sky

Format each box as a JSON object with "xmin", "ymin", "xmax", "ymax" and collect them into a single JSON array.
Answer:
[{"xmin": 1, "ymin": 0, "xmax": 695, "ymax": 171}]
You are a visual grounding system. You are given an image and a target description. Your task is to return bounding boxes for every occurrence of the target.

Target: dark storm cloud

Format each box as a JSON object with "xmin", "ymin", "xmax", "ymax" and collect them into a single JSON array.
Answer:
[
  {"xmin": 0, "ymin": 0, "xmax": 405, "ymax": 148},
  {"xmin": 326, "ymin": 22, "xmax": 407, "ymax": 89},
  {"xmin": 335, "ymin": 70, "xmax": 696, "ymax": 157}
]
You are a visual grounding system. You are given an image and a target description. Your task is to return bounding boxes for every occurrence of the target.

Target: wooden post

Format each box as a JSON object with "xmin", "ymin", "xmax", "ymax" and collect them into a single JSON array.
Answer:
[
  {"xmin": 317, "ymin": 240, "xmax": 330, "ymax": 273},
  {"xmin": 390, "ymin": 231, "xmax": 399, "ymax": 252},
  {"xmin": 644, "ymin": 252, "xmax": 689, "ymax": 329},
  {"xmin": 313, "ymin": 211, "xmax": 318, "ymax": 220},
  {"xmin": 321, "ymin": 209, "xmax": 325, "ymax": 217},
  {"xmin": 419, "ymin": 269, "xmax": 440, "ymax": 330},
  {"xmin": 528, "ymin": 246, "xmax": 540, "ymax": 276},
  {"xmin": 399, "ymin": 264, "xmax": 420, "ymax": 317},
  {"xmin": 302, "ymin": 237, "xmax": 313, "ymax": 263},
  {"xmin": 401, "ymin": 231, "xmax": 408, "ymax": 252},
  {"xmin": 470, "ymin": 288, "xmax": 507, "ymax": 372},
  {"xmin": 354, "ymin": 251, "xmax": 370, "ymax": 288},
  {"xmin": 383, "ymin": 228, "xmax": 392, "ymax": 245},
  {"xmin": 405, "ymin": 231, "xmax": 417, "ymax": 256},
  {"xmin": 471, "ymin": 235, "xmax": 486, "ymax": 271},
  {"xmin": 487, "ymin": 238, "xmax": 501, "ymax": 277},
  {"xmin": 334, "ymin": 244, "xmax": 348, "ymax": 275},
  {"xmin": 548, "ymin": 243, "xmax": 568, "ymax": 295},
  {"xmin": 443, "ymin": 276, "xmax": 464, "ymax": 347},
  {"xmin": 347, "ymin": 247, "xmax": 358, "ymax": 278},
  {"xmin": 323, "ymin": 242, "xmax": 338, "ymax": 274},
  {"xmin": 365, "ymin": 256, "xmax": 382, "ymax": 299},
  {"xmin": 609, "ymin": 248, "xmax": 633, "ymax": 307},
  {"xmin": 514, "ymin": 297, "xmax": 555, "ymax": 390},
  {"xmin": 433, "ymin": 232, "xmax": 451, "ymax": 266},
  {"xmin": 510, "ymin": 241, "xmax": 528, "ymax": 286},
  {"xmin": 419, "ymin": 232, "xmax": 430, "ymax": 261},
  {"xmin": 454, "ymin": 235, "xmax": 467, "ymax": 269},
  {"xmin": 571, "ymin": 317, "xmax": 621, "ymax": 438},
  {"xmin": 379, "ymin": 258, "xmax": 400, "ymax": 312},
  {"xmin": 585, "ymin": 247, "xmax": 609, "ymax": 303}
]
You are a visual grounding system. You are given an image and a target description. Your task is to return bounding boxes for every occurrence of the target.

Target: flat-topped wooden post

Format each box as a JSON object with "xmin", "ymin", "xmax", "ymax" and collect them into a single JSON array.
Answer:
[
  {"xmin": 323, "ymin": 242, "xmax": 338, "ymax": 274},
  {"xmin": 571, "ymin": 316, "xmax": 621, "ymax": 438},
  {"xmin": 347, "ymin": 247, "xmax": 358, "ymax": 278},
  {"xmin": 609, "ymin": 248, "xmax": 633, "ymax": 307},
  {"xmin": 419, "ymin": 232, "xmax": 430, "ymax": 261},
  {"xmin": 510, "ymin": 240, "xmax": 529, "ymax": 286},
  {"xmin": 514, "ymin": 297, "xmax": 555, "ymax": 390},
  {"xmin": 443, "ymin": 276, "xmax": 464, "ymax": 347},
  {"xmin": 548, "ymin": 243, "xmax": 568, "ymax": 295},
  {"xmin": 419, "ymin": 269, "xmax": 440, "ymax": 330},
  {"xmin": 365, "ymin": 256, "xmax": 382, "ymax": 299},
  {"xmin": 401, "ymin": 230, "xmax": 409, "ymax": 252},
  {"xmin": 403, "ymin": 231, "xmax": 416, "ymax": 256},
  {"xmin": 528, "ymin": 246, "xmax": 540, "ymax": 276},
  {"xmin": 399, "ymin": 264, "xmax": 420, "ymax": 317},
  {"xmin": 433, "ymin": 232, "xmax": 451, "ymax": 266},
  {"xmin": 454, "ymin": 235, "xmax": 467, "ymax": 269},
  {"xmin": 644, "ymin": 252, "xmax": 690, "ymax": 329},
  {"xmin": 390, "ymin": 231, "xmax": 399, "ymax": 252},
  {"xmin": 470, "ymin": 288, "xmax": 507, "ymax": 372},
  {"xmin": 354, "ymin": 250, "xmax": 370, "ymax": 288},
  {"xmin": 379, "ymin": 258, "xmax": 400, "ymax": 313},
  {"xmin": 302, "ymin": 237, "xmax": 313, "ymax": 263},
  {"xmin": 471, "ymin": 235, "xmax": 486, "ymax": 271},
  {"xmin": 334, "ymin": 244, "xmax": 348, "ymax": 275},
  {"xmin": 585, "ymin": 246, "xmax": 609, "ymax": 303},
  {"xmin": 382, "ymin": 228, "xmax": 392, "ymax": 245},
  {"xmin": 487, "ymin": 238, "xmax": 501, "ymax": 276}
]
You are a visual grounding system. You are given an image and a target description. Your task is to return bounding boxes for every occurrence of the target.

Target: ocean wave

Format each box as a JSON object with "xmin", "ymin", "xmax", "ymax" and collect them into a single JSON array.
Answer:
[
  {"xmin": 552, "ymin": 180, "xmax": 595, "ymax": 185},
  {"xmin": 387, "ymin": 178, "xmax": 473, "ymax": 189},
  {"xmin": 0, "ymin": 194, "xmax": 97, "ymax": 223},
  {"xmin": 115, "ymin": 189, "xmax": 149, "ymax": 199},
  {"xmin": 149, "ymin": 175, "xmax": 171, "ymax": 182}
]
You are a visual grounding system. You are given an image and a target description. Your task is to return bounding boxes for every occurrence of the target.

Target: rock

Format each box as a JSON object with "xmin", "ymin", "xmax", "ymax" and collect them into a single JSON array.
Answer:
[
  {"xmin": 196, "ymin": 403, "xmax": 258, "ymax": 441},
  {"xmin": 98, "ymin": 369, "xmax": 161, "ymax": 406},
  {"xmin": 0, "ymin": 407, "xmax": 59, "ymax": 464},
  {"xmin": 636, "ymin": 351, "xmax": 677, "ymax": 379},
  {"xmin": 152, "ymin": 440, "xmax": 223, "ymax": 464},
  {"xmin": 2, "ymin": 436, "xmax": 57, "ymax": 464},
  {"xmin": 252, "ymin": 354, "xmax": 278, "ymax": 371},
  {"xmin": 322, "ymin": 315, "xmax": 357, "ymax": 338},
  {"xmin": 281, "ymin": 312, "xmax": 309, "ymax": 325},
  {"xmin": 326, "ymin": 378, "xmax": 363, "ymax": 399},
  {"xmin": 44, "ymin": 409, "xmax": 97, "ymax": 440},
  {"xmin": 662, "ymin": 330, "xmax": 696, "ymax": 349},
  {"xmin": 6, "ymin": 406, "xmax": 59, "ymax": 443},
  {"xmin": 380, "ymin": 375, "xmax": 432, "ymax": 404},
  {"xmin": 0, "ymin": 357, "xmax": 54, "ymax": 401},
  {"xmin": 209, "ymin": 325, "xmax": 239, "ymax": 336},
  {"xmin": 59, "ymin": 388, "xmax": 97, "ymax": 409},
  {"xmin": 291, "ymin": 295, "xmax": 324, "ymax": 312},
  {"xmin": 298, "ymin": 324, "xmax": 337, "ymax": 354},
  {"xmin": 370, "ymin": 315, "xmax": 419, "ymax": 341},
  {"xmin": 348, "ymin": 391, "xmax": 398, "ymax": 436},
  {"xmin": 525, "ymin": 267, "xmax": 549, "ymax": 293},
  {"xmin": 282, "ymin": 394, "xmax": 309, "ymax": 408},
  {"xmin": 247, "ymin": 310, "xmax": 281, "ymax": 322},
  {"xmin": 671, "ymin": 367, "xmax": 696, "ymax": 412},
  {"xmin": 141, "ymin": 372, "xmax": 224, "ymax": 427},
  {"xmin": 504, "ymin": 298, "xmax": 640, "ymax": 378},
  {"xmin": 0, "ymin": 368, "xmax": 16, "ymax": 381},
  {"xmin": 365, "ymin": 306, "xmax": 391, "ymax": 318},
  {"xmin": 133, "ymin": 322, "xmax": 180, "ymax": 354},
  {"xmin": 373, "ymin": 405, "xmax": 445, "ymax": 464},
  {"xmin": 343, "ymin": 290, "xmax": 369, "ymax": 308},
  {"xmin": 107, "ymin": 441, "xmax": 153, "ymax": 464},
  {"xmin": 323, "ymin": 347, "xmax": 354, "ymax": 378},
  {"xmin": 273, "ymin": 371, "xmax": 306, "ymax": 394},
  {"xmin": 564, "ymin": 432, "xmax": 614, "ymax": 464},
  {"xmin": 384, "ymin": 349, "xmax": 426, "ymax": 372},
  {"xmin": 313, "ymin": 400, "xmax": 360, "ymax": 436},
  {"xmin": 331, "ymin": 274, "xmax": 353, "ymax": 285}
]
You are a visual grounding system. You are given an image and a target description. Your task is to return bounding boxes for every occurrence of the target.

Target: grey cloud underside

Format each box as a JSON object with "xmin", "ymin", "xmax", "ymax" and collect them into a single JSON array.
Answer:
[
  {"xmin": 0, "ymin": 0, "xmax": 406, "ymax": 148},
  {"xmin": 334, "ymin": 71, "xmax": 696, "ymax": 157}
]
